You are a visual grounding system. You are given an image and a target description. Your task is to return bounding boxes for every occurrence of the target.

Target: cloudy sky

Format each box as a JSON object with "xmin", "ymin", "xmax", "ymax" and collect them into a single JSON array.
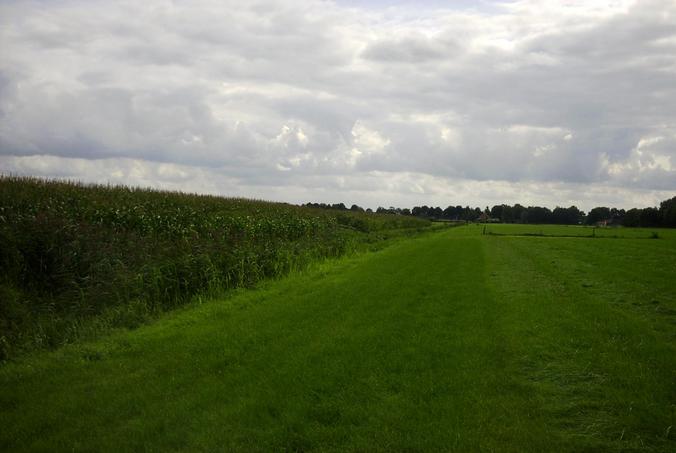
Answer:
[{"xmin": 1, "ymin": 0, "xmax": 675, "ymax": 210}]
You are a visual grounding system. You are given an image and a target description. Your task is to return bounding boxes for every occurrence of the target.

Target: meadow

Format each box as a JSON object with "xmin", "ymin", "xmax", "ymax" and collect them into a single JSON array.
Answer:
[
  {"xmin": 0, "ymin": 177, "xmax": 431, "ymax": 360},
  {"xmin": 1, "ymin": 222, "xmax": 674, "ymax": 451},
  {"xmin": 482, "ymin": 223, "xmax": 674, "ymax": 239}
]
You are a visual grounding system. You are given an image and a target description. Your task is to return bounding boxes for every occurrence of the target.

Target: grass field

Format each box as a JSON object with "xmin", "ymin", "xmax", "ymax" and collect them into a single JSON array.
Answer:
[
  {"xmin": 1, "ymin": 224, "xmax": 675, "ymax": 451},
  {"xmin": 482, "ymin": 223, "xmax": 676, "ymax": 239}
]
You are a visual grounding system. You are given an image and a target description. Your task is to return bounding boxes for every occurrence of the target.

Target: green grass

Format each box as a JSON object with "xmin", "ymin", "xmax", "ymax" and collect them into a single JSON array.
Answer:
[
  {"xmin": 1, "ymin": 225, "xmax": 675, "ymax": 451},
  {"xmin": 481, "ymin": 223, "xmax": 676, "ymax": 239}
]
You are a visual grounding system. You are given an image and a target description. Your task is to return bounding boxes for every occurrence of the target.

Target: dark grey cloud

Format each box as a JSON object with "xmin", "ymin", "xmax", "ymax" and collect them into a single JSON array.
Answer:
[
  {"xmin": 361, "ymin": 34, "xmax": 455, "ymax": 62},
  {"xmin": 0, "ymin": 0, "xmax": 675, "ymax": 209}
]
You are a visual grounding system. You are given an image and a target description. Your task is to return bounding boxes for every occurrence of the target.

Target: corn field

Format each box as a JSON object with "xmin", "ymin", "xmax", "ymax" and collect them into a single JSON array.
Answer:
[{"xmin": 0, "ymin": 176, "xmax": 430, "ymax": 360}]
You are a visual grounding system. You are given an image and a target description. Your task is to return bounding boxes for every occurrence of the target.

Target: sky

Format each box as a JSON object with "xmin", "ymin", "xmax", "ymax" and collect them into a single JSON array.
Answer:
[{"xmin": 1, "ymin": 0, "xmax": 675, "ymax": 211}]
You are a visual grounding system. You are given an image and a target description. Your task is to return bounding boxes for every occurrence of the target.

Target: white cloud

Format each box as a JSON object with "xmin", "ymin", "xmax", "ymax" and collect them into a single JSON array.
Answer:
[
  {"xmin": 1, "ymin": 0, "xmax": 675, "ymax": 209},
  {"xmin": 351, "ymin": 121, "xmax": 390, "ymax": 156},
  {"xmin": 605, "ymin": 132, "xmax": 676, "ymax": 189}
]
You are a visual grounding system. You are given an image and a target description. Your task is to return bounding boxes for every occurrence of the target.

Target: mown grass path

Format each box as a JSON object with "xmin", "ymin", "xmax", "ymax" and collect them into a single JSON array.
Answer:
[{"xmin": 1, "ymin": 227, "xmax": 675, "ymax": 451}]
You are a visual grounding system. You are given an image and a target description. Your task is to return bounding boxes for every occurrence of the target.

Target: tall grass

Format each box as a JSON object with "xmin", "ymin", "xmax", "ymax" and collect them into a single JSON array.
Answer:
[{"xmin": 0, "ymin": 176, "xmax": 430, "ymax": 360}]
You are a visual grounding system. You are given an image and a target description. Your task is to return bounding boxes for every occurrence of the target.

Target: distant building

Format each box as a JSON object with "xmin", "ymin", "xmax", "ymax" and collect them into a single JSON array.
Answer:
[
  {"xmin": 477, "ymin": 213, "xmax": 499, "ymax": 223},
  {"xmin": 597, "ymin": 218, "xmax": 621, "ymax": 227}
]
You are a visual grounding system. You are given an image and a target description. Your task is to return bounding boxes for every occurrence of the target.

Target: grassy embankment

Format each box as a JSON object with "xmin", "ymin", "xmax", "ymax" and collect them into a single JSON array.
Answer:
[
  {"xmin": 0, "ymin": 176, "xmax": 431, "ymax": 360},
  {"xmin": 1, "ymin": 224, "xmax": 674, "ymax": 451}
]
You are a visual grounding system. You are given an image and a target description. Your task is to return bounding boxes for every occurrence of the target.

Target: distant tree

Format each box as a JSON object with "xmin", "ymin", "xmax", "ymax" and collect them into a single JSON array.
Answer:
[
  {"xmin": 609, "ymin": 207, "xmax": 625, "ymax": 225},
  {"xmin": 374, "ymin": 206, "xmax": 399, "ymax": 215},
  {"xmin": 570, "ymin": 206, "xmax": 584, "ymax": 224},
  {"xmin": 587, "ymin": 207, "xmax": 611, "ymax": 225},
  {"xmin": 659, "ymin": 196, "xmax": 676, "ymax": 227},
  {"xmin": 551, "ymin": 207, "xmax": 566, "ymax": 224},
  {"xmin": 412, "ymin": 205, "xmax": 437, "ymax": 218},
  {"xmin": 526, "ymin": 206, "xmax": 552, "ymax": 224},
  {"xmin": 640, "ymin": 207, "xmax": 660, "ymax": 227},
  {"xmin": 623, "ymin": 208, "xmax": 641, "ymax": 227},
  {"xmin": 502, "ymin": 204, "xmax": 516, "ymax": 223},
  {"xmin": 314, "ymin": 196, "xmax": 676, "ymax": 227},
  {"xmin": 459, "ymin": 206, "xmax": 475, "ymax": 221},
  {"xmin": 551, "ymin": 206, "xmax": 583, "ymax": 225},
  {"xmin": 490, "ymin": 205, "xmax": 504, "ymax": 221},
  {"xmin": 443, "ymin": 205, "xmax": 463, "ymax": 220},
  {"xmin": 510, "ymin": 204, "xmax": 526, "ymax": 223}
]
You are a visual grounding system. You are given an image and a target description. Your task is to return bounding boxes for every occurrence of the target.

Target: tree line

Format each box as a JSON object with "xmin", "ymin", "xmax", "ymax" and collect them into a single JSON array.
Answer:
[{"xmin": 305, "ymin": 196, "xmax": 676, "ymax": 228}]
